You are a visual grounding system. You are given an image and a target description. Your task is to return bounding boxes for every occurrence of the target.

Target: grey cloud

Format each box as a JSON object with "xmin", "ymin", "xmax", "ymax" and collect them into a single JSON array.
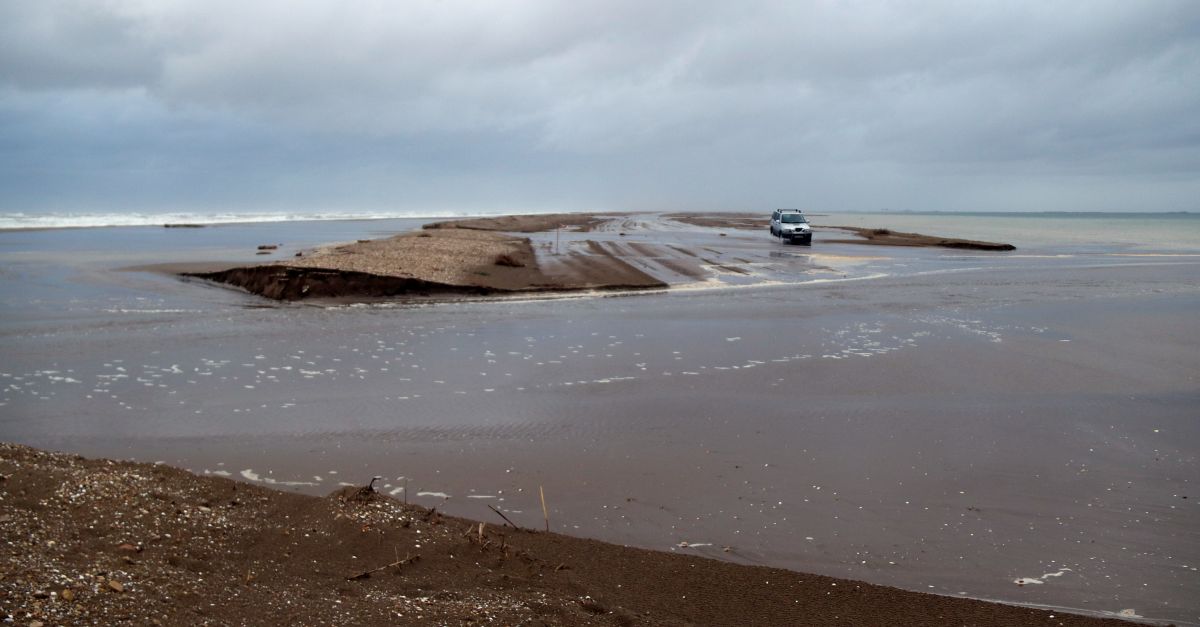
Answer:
[
  {"xmin": 1, "ymin": 0, "xmax": 1198, "ymax": 213},
  {"xmin": 0, "ymin": 1, "xmax": 167, "ymax": 89}
]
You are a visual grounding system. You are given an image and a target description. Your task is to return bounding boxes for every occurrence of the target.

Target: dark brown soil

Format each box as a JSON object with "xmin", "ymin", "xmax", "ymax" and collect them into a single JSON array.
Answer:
[
  {"xmin": 0, "ymin": 443, "xmax": 1130, "ymax": 626},
  {"xmin": 823, "ymin": 226, "xmax": 1016, "ymax": 251}
]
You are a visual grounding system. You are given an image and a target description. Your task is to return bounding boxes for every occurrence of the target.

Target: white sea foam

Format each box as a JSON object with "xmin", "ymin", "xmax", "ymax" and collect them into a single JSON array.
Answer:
[
  {"xmin": 675, "ymin": 541, "xmax": 713, "ymax": 548},
  {"xmin": 239, "ymin": 468, "xmax": 318, "ymax": 487},
  {"xmin": 0, "ymin": 209, "xmax": 552, "ymax": 231},
  {"xmin": 1013, "ymin": 568, "xmax": 1071, "ymax": 585}
]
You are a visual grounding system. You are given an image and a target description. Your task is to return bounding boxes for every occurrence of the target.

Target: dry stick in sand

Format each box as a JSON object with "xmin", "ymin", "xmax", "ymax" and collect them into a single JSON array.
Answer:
[
  {"xmin": 540, "ymin": 485, "xmax": 550, "ymax": 532},
  {"xmin": 347, "ymin": 553, "xmax": 420, "ymax": 580},
  {"xmin": 487, "ymin": 504, "xmax": 522, "ymax": 530}
]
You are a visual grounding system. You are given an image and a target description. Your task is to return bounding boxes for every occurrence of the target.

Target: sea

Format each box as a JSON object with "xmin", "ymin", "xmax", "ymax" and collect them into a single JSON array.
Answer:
[{"xmin": 1, "ymin": 210, "xmax": 1198, "ymax": 623}]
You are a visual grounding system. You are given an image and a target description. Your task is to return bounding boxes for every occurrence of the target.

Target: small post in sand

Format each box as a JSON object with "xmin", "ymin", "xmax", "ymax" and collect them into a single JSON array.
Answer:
[
  {"xmin": 555, "ymin": 224, "xmax": 561, "ymax": 255},
  {"xmin": 539, "ymin": 485, "xmax": 550, "ymax": 532}
]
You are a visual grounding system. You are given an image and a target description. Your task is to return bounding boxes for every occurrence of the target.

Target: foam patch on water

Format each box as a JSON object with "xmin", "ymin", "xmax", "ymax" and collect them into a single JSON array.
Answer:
[
  {"xmin": 417, "ymin": 491, "xmax": 451, "ymax": 499},
  {"xmin": 1013, "ymin": 568, "xmax": 1071, "ymax": 585},
  {"xmin": 239, "ymin": 469, "xmax": 318, "ymax": 487}
]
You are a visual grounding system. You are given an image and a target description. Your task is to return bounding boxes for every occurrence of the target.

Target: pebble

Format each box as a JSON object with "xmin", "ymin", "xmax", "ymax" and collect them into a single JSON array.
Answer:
[
  {"xmin": 61, "ymin": 589, "xmax": 74, "ymax": 601},
  {"xmin": 108, "ymin": 580, "xmax": 124, "ymax": 593}
]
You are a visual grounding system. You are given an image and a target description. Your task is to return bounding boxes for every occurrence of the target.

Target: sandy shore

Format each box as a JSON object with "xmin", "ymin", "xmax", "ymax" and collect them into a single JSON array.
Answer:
[{"xmin": 0, "ymin": 443, "xmax": 1131, "ymax": 626}]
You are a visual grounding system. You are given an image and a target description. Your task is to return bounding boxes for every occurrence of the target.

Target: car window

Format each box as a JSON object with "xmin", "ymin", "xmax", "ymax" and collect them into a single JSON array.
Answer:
[{"xmin": 781, "ymin": 214, "xmax": 806, "ymax": 223}]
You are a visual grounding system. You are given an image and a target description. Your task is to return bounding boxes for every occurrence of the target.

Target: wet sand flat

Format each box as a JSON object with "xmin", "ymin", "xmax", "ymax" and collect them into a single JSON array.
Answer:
[{"xmin": 1, "ymin": 213, "xmax": 1198, "ymax": 623}]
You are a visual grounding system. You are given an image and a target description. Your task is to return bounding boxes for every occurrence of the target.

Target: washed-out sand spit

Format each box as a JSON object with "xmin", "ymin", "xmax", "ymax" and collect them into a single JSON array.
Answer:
[
  {"xmin": 666, "ymin": 212, "xmax": 770, "ymax": 230},
  {"xmin": 181, "ymin": 213, "xmax": 1013, "ymax": 301},
  {"xmin": 423, "ymin": 213, "xmax": 612, "ymax": 233},
  {"xmin": 0, "ymin": 443, "xmax": 1130, "ymax": 626}
]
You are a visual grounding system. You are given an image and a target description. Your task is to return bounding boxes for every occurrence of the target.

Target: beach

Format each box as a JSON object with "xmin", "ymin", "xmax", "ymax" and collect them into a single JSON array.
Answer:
[
  {"xmin": 0, "ymin": 442, "xmax": 1131, "ymax": 625},
  {"xmin": 1, "ymin": 211, "xmax": 1198, "ymax": 624}
]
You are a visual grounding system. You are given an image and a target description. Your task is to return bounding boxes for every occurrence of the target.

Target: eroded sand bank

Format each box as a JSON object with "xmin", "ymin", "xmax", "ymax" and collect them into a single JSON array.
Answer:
[{"xmin": 187, "ymin": 225, "xmax": 665, "ymax": 300}]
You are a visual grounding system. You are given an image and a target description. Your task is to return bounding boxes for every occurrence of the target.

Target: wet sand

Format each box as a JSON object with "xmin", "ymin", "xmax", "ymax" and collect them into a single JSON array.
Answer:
[
  {"xmin": 666, "ymin": 212, "xmax": 769, "ymax": 230},
  {"xmin": 1, "ymin": 213, "xmax": 1197, "ymax": 624}
]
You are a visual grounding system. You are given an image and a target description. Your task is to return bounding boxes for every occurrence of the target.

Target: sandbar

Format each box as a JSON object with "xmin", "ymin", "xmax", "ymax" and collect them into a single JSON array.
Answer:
[{"xmin": 180, "ymin": 213, "xmax": 1015, "ymax": 301}]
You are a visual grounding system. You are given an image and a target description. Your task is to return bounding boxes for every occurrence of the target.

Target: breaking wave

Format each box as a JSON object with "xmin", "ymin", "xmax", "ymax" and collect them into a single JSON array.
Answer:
[{"xmin": 0, "ymin": 209, "xmax": 537, "ymax": 230}]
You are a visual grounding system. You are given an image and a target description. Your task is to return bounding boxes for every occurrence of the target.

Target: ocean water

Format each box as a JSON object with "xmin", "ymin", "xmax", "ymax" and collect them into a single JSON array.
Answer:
[{"xmin": 1, "ymin": 212, "xmax": 1198, "ymax": 623}]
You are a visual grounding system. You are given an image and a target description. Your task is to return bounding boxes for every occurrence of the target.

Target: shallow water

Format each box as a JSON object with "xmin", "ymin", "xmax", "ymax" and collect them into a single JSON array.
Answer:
[
  {"xmin": 1, "ymin": 214, "xmax": 1198, "ymax": 623},
  {"xmin": 820, "ymin": 211, "xmax": 1200, "ymax": 254}
]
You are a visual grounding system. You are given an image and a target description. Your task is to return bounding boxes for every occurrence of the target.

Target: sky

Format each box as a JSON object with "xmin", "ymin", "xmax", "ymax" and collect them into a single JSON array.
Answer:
[{"xmin": 1, "ymin": 0, "xmax": 1198, "ymax": 215}]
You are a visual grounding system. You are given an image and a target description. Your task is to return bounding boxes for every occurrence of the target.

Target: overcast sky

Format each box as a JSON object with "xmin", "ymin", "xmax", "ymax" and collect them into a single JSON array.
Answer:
[{"xmin": 2, "ymin": 1, "xmax": 1198, "ymax": 214}]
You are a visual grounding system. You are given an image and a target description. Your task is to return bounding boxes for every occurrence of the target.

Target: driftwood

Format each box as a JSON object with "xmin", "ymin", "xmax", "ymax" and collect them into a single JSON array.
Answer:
[
  {"xmin": 487, "ymin": 504, "xmax": 523, "ymax": 531},
  {"xmin": 347, "ymin": 554, "xmax": 420, "ymax": 580}
]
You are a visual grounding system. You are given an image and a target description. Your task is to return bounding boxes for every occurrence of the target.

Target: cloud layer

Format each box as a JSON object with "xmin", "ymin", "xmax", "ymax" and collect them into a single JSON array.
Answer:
[{"xmin": 2, "ymin": 0, "xmax": 1198, "ymax": 213}]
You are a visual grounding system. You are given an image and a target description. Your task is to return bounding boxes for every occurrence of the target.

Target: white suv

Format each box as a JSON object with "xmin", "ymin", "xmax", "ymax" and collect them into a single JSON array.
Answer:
[{"xmin": 769, "ymin": 209, "xmax": 812, "ymax": 245}]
